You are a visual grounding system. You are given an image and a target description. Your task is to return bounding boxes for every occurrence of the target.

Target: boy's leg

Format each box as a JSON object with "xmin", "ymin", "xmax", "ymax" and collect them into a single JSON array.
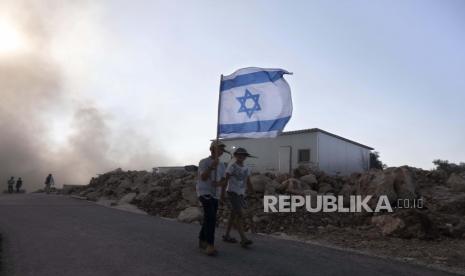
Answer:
[
  {"xmin": 224, "ymin": 213, "xmax": 235, "ymax": 238},
  {"xmin": 204, "ymin": 198, "xmax": 218, "ymax": 245},
  {"xmin": 198, "ymin": 196, "xmax": 208, "ymax": 247},
  {"xmin": 235, "ymin": 212, "xmax": 247, "ymax": 241}
]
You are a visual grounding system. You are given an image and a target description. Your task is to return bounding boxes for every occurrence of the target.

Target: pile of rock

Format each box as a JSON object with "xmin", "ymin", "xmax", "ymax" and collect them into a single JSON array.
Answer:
[{"xmin": 68, "ymin": 165, "xmax": 465, "ymax": 240}]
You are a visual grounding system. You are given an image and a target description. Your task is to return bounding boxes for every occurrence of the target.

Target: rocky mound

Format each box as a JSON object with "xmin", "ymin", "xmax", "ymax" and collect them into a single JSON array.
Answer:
[{"xmin": 65, "ymin": 166, "xmax": 465, "ymax": 240}]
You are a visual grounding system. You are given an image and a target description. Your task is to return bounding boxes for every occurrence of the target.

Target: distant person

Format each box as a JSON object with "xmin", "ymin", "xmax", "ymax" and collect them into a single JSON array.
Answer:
[
  {"xmin": 16, "ymin": 177, "xmax": 23, "ymax": 193},
  {"xmin": 221, "ymin": 148, "xmax": 254, "ymax": 248},
  {"xmin": 196, "ymin": 141, "xmax": 228, "ymax": 256},
  {"xmin": 45, "ymin": 174, "xmax": 54, "ymax": 194},
  {"xmin": 7, "ymin": 176, "xmax": 15, "ymax": 193}
]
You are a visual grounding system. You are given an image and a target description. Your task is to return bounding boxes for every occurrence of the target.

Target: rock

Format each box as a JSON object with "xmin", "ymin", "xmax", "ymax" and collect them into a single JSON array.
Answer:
[
  {"xmin": 393, "ymin": 167, "xmax": 417, "ymax": 200},
  {"xmin": 170, "ymin": 179, "xmax": 184, "ymax": 190},
  {"xmin": 178, "ymin": 207, "xmax": 202, "ymax": 223},
  {"xmin": 252, "ymin": 214, "xmax": 271, "ymax": 223},
  {"xmin": 339, "ymin": 184, "xmax": 352, "ymax": 207},
  {"xmin": 437, "ymin": 194, "xmax": 465, "ymax": 215},
  {"xmin": 115, "ymin": 179, "xmax": 134, "ymax": 196},
  {"xmin": 133, "ymin": 172, "xmax": 151, "ymax": 185},
  {"xmin": 293, "ymin": 165, "xmax": 312, "ymax": 178},
  {"xmin": 372, "ymin": 210, "xmax": 438, "ymax": 239},
  {"xmin": 358, "ymin": 170, "xmax": 397, "ymax": 208},
  {"xmin": 282, "ymin": 178, "xmax": 312, "ymax": 195},
  {"xmin": 372, "ymin": 215, "xmax": 405, "ymax": 236},
  {"xmin": 300, "ymin": 174, "xmax": 318, "ymax": 190},
  {"xmin": 134, "ymin": 192, "xmax": 148, "ymax": 201},
  {"xmin": 181, "ymin": 186, "xmax": 198, "ymax": 206},
  {"xmin": 394, "ymin": 209, "xmax": 438, "ymax": 239},
  {"xmin": 250, "ymin": 175, "xmax": 272, "ymax": 193},
  {"xmin": 264, "ymin": 180, "xmax": 281, "ymax": 195},
  {"xmin": 447, "ymin": 173, "xmax": 465, "ymax": 192},
  {"xmin": 85, "ymin": 191, "xmax": 100, "ymax": 201},
  {"xmin": 450, "ymin": 220, "xmax": 465, "ymax": 238},
  {"xmin": 118, "ymin": 192, "xmax": 137, "ymax": 205},
  {"xmin": 275, "ymin": 173, "xmax": 290, "ymax": 184},
  {"xmin": 318, "ymin": 182, "xmax": 333, "ymax": 194}
]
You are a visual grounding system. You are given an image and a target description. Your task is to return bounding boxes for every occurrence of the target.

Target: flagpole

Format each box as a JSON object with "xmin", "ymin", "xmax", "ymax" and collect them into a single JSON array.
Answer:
[
  {"xmin": 216, "ymin": 74, "xmax": 223, "ymax": 144},
  {"xmin": 213, "ymin": 74, "xmax": 223, "ymax": 184}
]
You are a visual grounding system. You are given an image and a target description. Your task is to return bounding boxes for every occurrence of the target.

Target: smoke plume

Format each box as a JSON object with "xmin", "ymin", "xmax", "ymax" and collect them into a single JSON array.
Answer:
[{"xmin": 0, "ymin": 1, "xmax": 167, "ymax": 191}]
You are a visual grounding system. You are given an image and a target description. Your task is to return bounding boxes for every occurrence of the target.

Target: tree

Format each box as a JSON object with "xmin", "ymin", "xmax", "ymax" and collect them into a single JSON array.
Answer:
[
  {"xmin": 370, "ymin": 151, "xmax": 386, "ymax": 170},
  {"xmin": 433, "ymin": 159, "xmax": 465, "ymax": 174}
]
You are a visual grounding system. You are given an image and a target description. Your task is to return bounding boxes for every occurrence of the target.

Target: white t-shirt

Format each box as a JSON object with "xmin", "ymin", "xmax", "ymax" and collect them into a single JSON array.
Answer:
[
  {"xmin": 196, "ymin": 156, "xmax": 225, "ymax": 199},
  {"xmin": 226, "ymin": 162, "xmax": 250, "ymax": 195}
]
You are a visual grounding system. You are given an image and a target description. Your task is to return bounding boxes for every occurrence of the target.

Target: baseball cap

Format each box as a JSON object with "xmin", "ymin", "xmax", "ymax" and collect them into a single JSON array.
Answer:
[{"xmin": 210, "ymin": 140, "xmax": 230, "ymax": 154}]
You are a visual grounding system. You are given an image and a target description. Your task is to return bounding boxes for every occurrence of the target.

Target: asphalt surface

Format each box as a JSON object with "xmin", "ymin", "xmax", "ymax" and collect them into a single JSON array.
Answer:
[{"xmin": 0, "ymin": 193, "xmax": 457, "ymax": 276}]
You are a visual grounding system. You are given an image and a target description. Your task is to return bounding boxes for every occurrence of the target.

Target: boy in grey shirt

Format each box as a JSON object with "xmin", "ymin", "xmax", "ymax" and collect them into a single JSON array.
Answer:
[
  {"xmin": 221, "ymin": 147, "xmax": 254, "ymax": 247},
  {"xmin": 196, "ymin": 141, "xmax": 228, "ymax": 256}
]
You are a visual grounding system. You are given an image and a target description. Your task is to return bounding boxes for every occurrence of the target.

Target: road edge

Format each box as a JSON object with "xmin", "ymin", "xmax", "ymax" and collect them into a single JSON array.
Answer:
[{"xmin": 69, "ymin": 195, "xmax": 464, "ymax": 275}]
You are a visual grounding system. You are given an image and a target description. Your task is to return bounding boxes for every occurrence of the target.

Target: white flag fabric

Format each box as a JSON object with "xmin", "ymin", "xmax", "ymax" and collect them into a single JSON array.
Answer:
[{"xmin": 218, "ymin": 67, "xmax": 293, "ymax": 138}]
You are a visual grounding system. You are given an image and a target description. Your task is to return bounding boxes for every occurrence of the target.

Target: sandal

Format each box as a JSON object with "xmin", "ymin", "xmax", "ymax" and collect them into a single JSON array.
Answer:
[
  {"xmin": 222, "ymin": 235, "xmax": 238, "ymax": 243},
  {"xmin": 240, "ymin": 239, "xmax": 253, "ymax": 247}
]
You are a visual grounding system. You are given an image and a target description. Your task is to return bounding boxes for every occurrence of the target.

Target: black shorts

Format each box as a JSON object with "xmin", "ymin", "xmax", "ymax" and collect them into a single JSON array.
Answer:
[{"xmin": 227, "ymin": 191, "xmax": 247, "ymax": 215}]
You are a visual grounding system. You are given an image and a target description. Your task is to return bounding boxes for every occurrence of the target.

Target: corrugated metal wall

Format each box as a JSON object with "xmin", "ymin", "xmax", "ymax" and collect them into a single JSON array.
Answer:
[
  {"xmin": 221, "ymin": 131, "xmax": 370, "ymax": 175},
  {"xmin": 221, "ymin": 132, "xmax": 317, "ymax": 173},
  {"xmin": 317, "ymin": 132, "xmax": 370, "ymax": 175}
]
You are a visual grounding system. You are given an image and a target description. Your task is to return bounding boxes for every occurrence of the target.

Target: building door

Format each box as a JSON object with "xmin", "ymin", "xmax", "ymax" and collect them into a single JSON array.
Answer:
[{"xmin": 278, "ymin": 146, "xmax": 292, "ymax": 174}]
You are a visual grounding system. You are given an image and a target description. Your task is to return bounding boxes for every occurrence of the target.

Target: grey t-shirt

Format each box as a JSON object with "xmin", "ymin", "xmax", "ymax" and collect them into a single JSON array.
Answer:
[
  {"xmin": 196, "ymin": 157, "xmax": 225, "ymax": 199},
  {"xmin": 225, "ymin": 162, "xmax": 250, "ymax": 195}
]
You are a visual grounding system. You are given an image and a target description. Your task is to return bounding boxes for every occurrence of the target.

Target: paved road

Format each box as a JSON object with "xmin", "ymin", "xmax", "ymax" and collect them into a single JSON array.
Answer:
[{"xmin": 0, "ymin": 194, "xmax": 457, "ymax": 276}]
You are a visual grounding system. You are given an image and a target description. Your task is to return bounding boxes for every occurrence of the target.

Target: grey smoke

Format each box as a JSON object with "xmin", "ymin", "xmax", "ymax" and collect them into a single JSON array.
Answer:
[{"xmin": 0, "ymin": 1, "xmax": 168, "ymax": 191}]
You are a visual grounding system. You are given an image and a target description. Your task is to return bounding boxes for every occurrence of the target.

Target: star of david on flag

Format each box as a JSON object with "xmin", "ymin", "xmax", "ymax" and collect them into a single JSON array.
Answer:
[
  {"xmin": 237, "ymin": 89, "xmax": 261, "ymax": 118},
  {"xmin": 218, "ymin": 67, "xmax": 293, "ymax": 138}
]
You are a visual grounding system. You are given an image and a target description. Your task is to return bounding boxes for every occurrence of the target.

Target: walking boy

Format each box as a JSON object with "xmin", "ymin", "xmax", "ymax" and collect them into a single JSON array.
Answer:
[
  {"xmin": 196, "ymin": 141, "xmax": 228, "ymax": 256},
  {"xmin": 221, "ymin": 147, "xmax": 254, "ymax": 247}
]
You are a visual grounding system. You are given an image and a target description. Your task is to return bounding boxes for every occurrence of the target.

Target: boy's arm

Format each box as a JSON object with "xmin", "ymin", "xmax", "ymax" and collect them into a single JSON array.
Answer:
[
  {"xmin": 199, "ymin": 159, "xmax": 217, "ymax": 181},
  {"xmin": 220, "ymin": 174, "xmax": 230, "ymax": 201}
]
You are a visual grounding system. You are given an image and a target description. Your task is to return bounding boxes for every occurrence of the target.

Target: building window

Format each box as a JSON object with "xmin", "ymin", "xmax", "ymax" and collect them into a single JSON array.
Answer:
[{"xmin": 298, "ymin": 149, "xmax": 310, "ymax": 163}]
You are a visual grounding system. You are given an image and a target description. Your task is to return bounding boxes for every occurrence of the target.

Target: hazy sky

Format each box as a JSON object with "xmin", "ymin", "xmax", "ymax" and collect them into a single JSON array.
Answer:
[{"xmin": 1, "ymin": 0, "xmax": 464, "ymax": 186}]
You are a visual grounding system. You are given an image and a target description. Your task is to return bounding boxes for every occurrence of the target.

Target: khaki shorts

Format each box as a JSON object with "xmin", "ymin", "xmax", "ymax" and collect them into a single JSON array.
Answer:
[{"xmin": 227, "ymin": 191, "xmax": 247, "ymax": 215}]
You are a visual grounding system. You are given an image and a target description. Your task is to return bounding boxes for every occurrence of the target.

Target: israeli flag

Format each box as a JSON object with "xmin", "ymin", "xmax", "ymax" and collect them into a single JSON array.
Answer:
[{"xmin": 218, "ymin": 67, "xmax": 293, "ymax": 138}]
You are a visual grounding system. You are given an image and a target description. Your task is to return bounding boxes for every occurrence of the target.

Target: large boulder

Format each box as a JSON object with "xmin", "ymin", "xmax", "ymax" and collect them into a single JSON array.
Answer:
[
  {"xmin": 393, "ymin": 167, "xmax": 417, "ymax": 200},
  {"xmin": 372, "ymin": 210, "xmax": 438, "ymax": 239},
  {"xmin": 177, "ymin": 207, "xmax": 202, "ymax": 223},
  {"xmin": 447, "ymin": 173, "xmax": 465, "ymax": 192},
  {"xmin": 358, "ymin": 170, "xmax": 398, "ymax": 208}
]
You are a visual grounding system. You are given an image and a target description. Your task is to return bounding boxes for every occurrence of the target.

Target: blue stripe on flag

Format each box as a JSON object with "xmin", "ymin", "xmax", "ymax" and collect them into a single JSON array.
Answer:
[
  {"xmin": 221, "ymin": 70, "xmax": 286, "ymax": 92},
  {"xmin": 219, "ymin": 116, "xmax": 291, "ymax": 134}
]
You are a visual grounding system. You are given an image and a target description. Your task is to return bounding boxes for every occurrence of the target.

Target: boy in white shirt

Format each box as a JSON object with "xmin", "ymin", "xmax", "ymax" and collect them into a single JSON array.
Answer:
[
  {"xmin": 196, "ymin": 141, "xmax": 228, "ymax": 256},
  {"xmin": 221, "ymin": 147, "xmax": 254, "ymax": 247}
]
